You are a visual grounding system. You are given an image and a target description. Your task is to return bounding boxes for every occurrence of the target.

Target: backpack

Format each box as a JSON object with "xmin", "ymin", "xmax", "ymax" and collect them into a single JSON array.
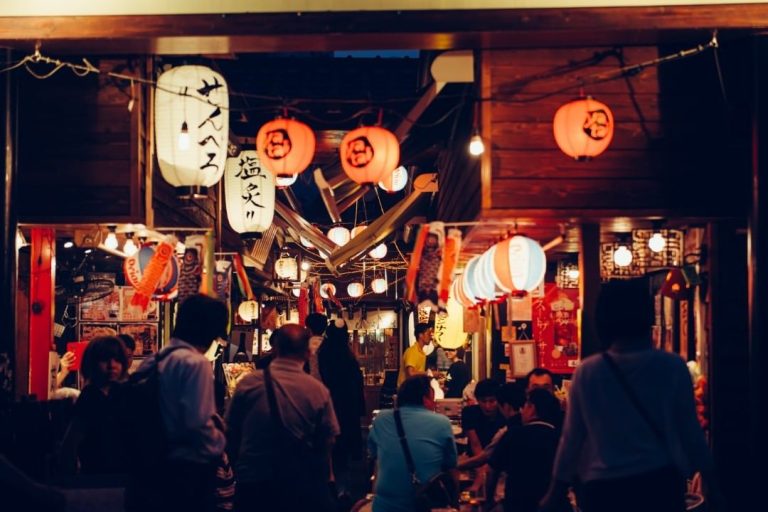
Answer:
[{"xmin": 120, "ymin": 345, "xmax": 189, "ymax": 472}]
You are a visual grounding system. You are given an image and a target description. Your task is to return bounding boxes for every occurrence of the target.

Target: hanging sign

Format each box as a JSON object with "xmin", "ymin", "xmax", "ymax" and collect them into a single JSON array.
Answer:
[{"xmin": 224, "ymin": 150, "xmax": 276, "ymax": 238}]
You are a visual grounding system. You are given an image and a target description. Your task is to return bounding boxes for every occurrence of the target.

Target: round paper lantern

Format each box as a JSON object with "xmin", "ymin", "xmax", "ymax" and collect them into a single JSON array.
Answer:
[
  {"xmin": 155, "ymin": 65, "xmax": 229, "ymax": 198},
  {"xmin": 459, "ymin": 273, "xmax": 478, "ymax": 306},
  {"xmin": 274, "ymin": 254, "xmax": 298, "ymax": 280},
  {"xmin": 320, "ymin": 283, "xmax": 336, "ymax": 299},
  {"xmin": 371, "ymin": 278, "xmax": 388, "ymax": 294},
  {"xmin": 505, "ymin": 235, "xmax": 547, "ymax": 292},
  {"xmin": 256, "ymin": 118, "xmax": 315, "ymax": 177},
  {"xmin": 351, "ymin": 225, "xmax": 367, "ymax": 239},
  {"xmin": 648, "ymin": 232, "xmax": 666, "ymax": 253},
  {"xmin": 224, "ymin": 151, "xmax": 276, "ymax": 239},
  {"xmin": 553, "ymin": 97, "xmax": 614, "ymax": 160},
  {"xmin": 613, "ymin": 245, "xmax": 633, "ymax": 267},
  {"xmin": 238, "ymin": 300, "xmax": 259, "ymax": 322},
  {"xmin": 340, "ymin": 126, "xmax": 400, "ymax": 184},
  {"xmin": 328, "ymin": 226, "xmax": 351, "ymax": 246},
  {"xmin": 300, "ymin": 235, "xmax": 315, "ymax": 249},
  {"xmin": 452, "ymin": 276, "xmax": 475, "ymax": 308},
  {"xmin": 347, "ymin": 282, "xmax": 364, "ymax": 298},
  {"xmin": 478, "ymin": 247, "xmax": 502, "ymax": 299},
  {"xmin": 433, "ymin": 297, "xmax": 465, "ymax": 349},
  {"xmin": 368, "ymin": 243, "xmax": 388, "ymax": 260},
  {"xmin": 276, "ymin": 174, "xmax": 298, "ymax": 188},
  {"xmin": 378, "ymin": 165, "xmax": 408, "ymax": 193},
  {"xmin": 123, "ymin": 245, "xmax": 180, "ymax": 300},
  {"xmin": 493, "ymin": 238, "xmax": 515, "ymax": 293},
  {"xmin": 464, "ymin": 255, "xmax": 495, "ymax": 301}
]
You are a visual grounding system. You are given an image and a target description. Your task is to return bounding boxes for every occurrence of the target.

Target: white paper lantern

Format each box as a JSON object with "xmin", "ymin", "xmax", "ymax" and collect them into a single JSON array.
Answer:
[
  {"xmin": 224, "ymin": 151, "xmax": 276, "ymax": 238},
  {"xmin": 371, "ymin": 277, "xmax": 388, "ymax": 294},
  {"xmin": 368, "ymin": 243, "xmax": 388, "ymax": 260},
  {"xmin": 320, "ymin": 283, "xmax": 336, "ymax": 299},
  {"xmin": 275, "ymin": 254, "xmax": 298, "ymax": 280},
  {"xmin": 648, "ymin": 232, "xmax": 666, "ymax": 253},
  {"xmin": 238, "ymin": 300, "xmax": 259, "ymax": 322},
  {"xmin": 351, "ymin": 225, "xmax": 367, "ymax": 239},
  {"xmin": 613, "ymin": 245, "xmax": 633, "ymax": 267},
  {"xmin": 347, "ymin": 282, "xmax": 364, "ymax": 298},
  {"xmin": 276, "ymin": 174, "xmax": 298, "ymax": 188},
  {"xmin": 328, "ymin": 226, "xmax": 351, "ymax": 246},
  {"xmin": 155, "ymin": 65, "xmax": 229, "ymax": 198},
  {"xmin": 299, "ymin": 235, "xmax": 315, "ymax": 249},
  {"xmin": 505, "ymin": 235, "xmax": 547, "ymax": 292},
  {"xmin": 378, "ymin": 165, "xmax": 408, "ymax": 193}
]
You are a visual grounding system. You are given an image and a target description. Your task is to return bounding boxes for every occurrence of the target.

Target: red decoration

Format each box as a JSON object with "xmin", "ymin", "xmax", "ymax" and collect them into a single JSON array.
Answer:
[
  {"xmin": 130, "ymin": 241, "xmax": 175, "ymax": 310},
  {"xmin": 256, "ymin": 118, "xmax": 315, "ymax": 177},
  {"xmin": 340, "ymin": 126, "xmax": 399, "ymax": 184},
  {"xmin": 553, "ymin": 97, "xmax": 614, "ymax": 160},
  {"xmin": 532, "ymin": 284, "xmax": 581, "ymax": 374}
]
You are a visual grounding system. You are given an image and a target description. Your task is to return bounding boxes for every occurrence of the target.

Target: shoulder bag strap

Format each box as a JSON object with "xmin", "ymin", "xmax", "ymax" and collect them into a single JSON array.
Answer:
[
  {"xmin": 263, "ymin": 366, "xmax": 286, "ymax": 431},
  {"xmin": 602, "ymin": 352, "xmax": 666, "ymax": 445},
  {"xmin": 393, "ymin": 408, "xmax": 420, "ymax": 485}
]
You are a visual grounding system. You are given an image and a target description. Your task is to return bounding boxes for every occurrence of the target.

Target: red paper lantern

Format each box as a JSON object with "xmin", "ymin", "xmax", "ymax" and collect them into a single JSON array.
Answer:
[
  {"xmin": 256, "ymin": 118, "xmax": 315, "ymax": 177},
  {"xmin": 553, "ymin": 97, "xmax": 614, "ymax": 160},
  {"xmin": 340, "ymin": 126, "xmax": 399, "ymax": 184}
]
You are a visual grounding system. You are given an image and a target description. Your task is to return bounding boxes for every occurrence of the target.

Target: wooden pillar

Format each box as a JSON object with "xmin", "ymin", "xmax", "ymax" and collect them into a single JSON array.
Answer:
[
  {"xmin": 28, "ymin": 228, "xmax": 55, "ymax": 399},
  {"xmin": 579, "ymin": 223, "xmax": 601, "ymax": 357},
  {"xmin": 749, "ymin": 36, "xmax": 768, "ymax": 506}
]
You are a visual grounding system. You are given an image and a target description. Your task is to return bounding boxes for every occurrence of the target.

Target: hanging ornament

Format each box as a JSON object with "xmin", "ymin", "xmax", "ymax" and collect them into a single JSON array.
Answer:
[
  {"xmin": 371, "ymin": 277, "xmax": 388, "ymax": 294},
  {"xmin": 256, "ymin": 118, "xmax": 315, "ymax": 178},
  {"xmin": 155, "ymin": 65, "xmax": 229, "ymax": 198},
  {"xmin": 328, "ymin": 225, "xmax": 351, "ymax": 246},
  {"xmin": 553, "ymin": 96, "xmax": 614, "ymax": 160},
  {"xmin": 274, "ymin": 253, "xmax": 298, "ymax": 280},
  {"xmin": 378, "ymin": 165, "xmax": 408, "ymax": 193},
  {"xmin": 504, "ymin": 235, "xmax": 547, "ymax": 292},
  {"xmin": 224, "ymin": 151, "xmax": 276, "ymax": 239},
  {"xmin": 340, "ymin": 126, "xmax": 400, "ymax": 184},
  {"xmin": 347, "ymin": 282, "xmax": 364, "ymax": 298},
  {"xmin": 368, "ymin": 243, "xmax": 388, "ymax": 260},
  {"xmin": 238, "ymin": 300, "xmax": 259, "ymax": 322},
  {"xmin": 351, "ymin": 224, "xmax": 367, "ymax": 239}
]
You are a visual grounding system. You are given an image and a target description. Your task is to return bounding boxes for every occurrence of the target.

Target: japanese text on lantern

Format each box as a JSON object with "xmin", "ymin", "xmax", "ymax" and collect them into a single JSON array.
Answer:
[
  {"xmin": 193, "ymin": 75, "xmax": 225, "ymax": 173},
  {"xmin": 236, "ymin": 154, "xmax": 267, "ymax": 219}
]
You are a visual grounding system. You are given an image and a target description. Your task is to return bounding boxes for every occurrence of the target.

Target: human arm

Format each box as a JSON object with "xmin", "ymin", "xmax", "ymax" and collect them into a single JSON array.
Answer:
[{"xmin": 56, "ymin": 351, "xmax": 75, "ymax": 388}]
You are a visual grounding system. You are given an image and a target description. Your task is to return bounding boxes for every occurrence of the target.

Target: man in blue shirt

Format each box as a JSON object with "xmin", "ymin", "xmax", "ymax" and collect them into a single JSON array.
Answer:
[{"xmin": 368, "ymin": 375, "xmax": 458, "ymax": 512}]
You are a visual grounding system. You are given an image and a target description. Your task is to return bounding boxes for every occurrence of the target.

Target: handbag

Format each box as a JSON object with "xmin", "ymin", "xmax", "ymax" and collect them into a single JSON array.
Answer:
[{"xmin": 393, "ymin": 408, "xmax": 458, "ymax": 512}]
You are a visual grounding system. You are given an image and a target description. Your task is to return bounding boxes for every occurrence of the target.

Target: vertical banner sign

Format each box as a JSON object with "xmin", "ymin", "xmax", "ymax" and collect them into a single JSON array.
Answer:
[
  {"xmin": 224, "ymin": 150, "xmax": 276, "ymax": 237},
  {"xmin": 532, "ymin": 284, "xmax": 581, "ymax": 374},
  {"xmin": 29, "ymin": 228, "xmax": 55, "ymax": 399}
]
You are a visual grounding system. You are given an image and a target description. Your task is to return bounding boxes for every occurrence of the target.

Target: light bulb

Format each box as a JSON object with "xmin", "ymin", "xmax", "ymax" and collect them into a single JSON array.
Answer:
[
  {"xmin": 468, "ymin": 134, "xmax": 485, "ymax": 156},
  {"xmin": 104, "ymin": 230, "xmax": 118, "ymax": 250},
  {"xmin": 567, "ymin": 268, "xmax": 580, "ymax": 280},
  {"xmin": 648, "ymin": 232, "xmax": 666, "ymax": 253},
  {"xmin": 63, "ymin": 240, "xmax": 74, "ymax": 249},
  {"xmin": 123, "ymin": 238, "xmax": 138, "ymax": 256},
  {"xmin": 178, "ymin": 121, "xmax": 190, "ymax": 150},
  {"xmin": 613, "ymin": 245, "xmax": 633, "ymax": 267}
]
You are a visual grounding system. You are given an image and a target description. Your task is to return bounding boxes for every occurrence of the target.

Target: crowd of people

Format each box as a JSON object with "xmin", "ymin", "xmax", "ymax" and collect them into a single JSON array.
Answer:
[{"xmin": 2, "ymin": 277, "xmax": 722, "ymax": 512}]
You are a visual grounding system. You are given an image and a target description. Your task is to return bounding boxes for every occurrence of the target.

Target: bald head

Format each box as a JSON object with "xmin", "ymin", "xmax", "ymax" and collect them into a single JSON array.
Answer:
[{"xmin": 273, "ymin": 323, "xmax": 311, "ymax": 361}]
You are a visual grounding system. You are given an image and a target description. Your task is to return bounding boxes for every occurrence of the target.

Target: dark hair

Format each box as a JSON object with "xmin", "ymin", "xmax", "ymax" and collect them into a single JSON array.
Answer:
[
  {"xmin": 474, "ymin": 378, "xmax": 500, "ymax": 400},
  {"xmin": 596, "ymin": 278, "xmax": 653, "ymax": 345},
  {"xmin": 525, "ymin": 368, "xmax": 554, "ymax": 387},
  {"xmin": 414, "ymin": 323, "xmax": 433, "ymax": 338},
  {"xmin": 81, "ymin": 336, "xmax": 128, "ymax": 385},
  {"xmin": 497, "ymin": 382, "xmax": 526, "ymax": 410},
  {"xmin": 397, "ymin": 375, "xmax": 433, "ymax": 407},
  {"xmin": 305, "ymin": 313, "xmax": 328, "ymax": 336},
  {"xmin": 172, "ymin": 294, "xmax": 229, "ymax": 348},
  {"xmin": 526, "ymin": 388, "xmax": 562, "ymax": 426},
  {"xmin": 117, "ymin": 334, "xmax": 136, "ymax": 352},
  {"xmin": 273, "ymin": 323, "xmax": 310, "ymax": 358}
]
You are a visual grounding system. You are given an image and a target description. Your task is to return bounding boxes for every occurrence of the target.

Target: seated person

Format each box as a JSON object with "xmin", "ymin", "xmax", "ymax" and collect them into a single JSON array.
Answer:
[
  {"xmin": 461, "ymin": 379, "xmax": 505, "ymax": 457},
  {"xmin": 444, "ymin": 347, "xmax": 470, "ymax": 399}
]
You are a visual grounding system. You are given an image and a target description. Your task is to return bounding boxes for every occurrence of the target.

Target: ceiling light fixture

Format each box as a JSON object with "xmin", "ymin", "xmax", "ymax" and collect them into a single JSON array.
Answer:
[
  {"xmin": 104, "ymin": 225, "xmax": 119, "ymax": 250},
  {"xmin": 468, "ymin": 132, "xmax": 485, "ymax": 156}
]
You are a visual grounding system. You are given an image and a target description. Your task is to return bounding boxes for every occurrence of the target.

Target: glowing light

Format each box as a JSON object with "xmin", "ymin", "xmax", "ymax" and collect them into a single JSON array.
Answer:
[
  {"xmin": 613, "ymin": 245, "xmax": 633, "ymax": 267},
  {"xmin": 648, "ymin": 232, "xmax": 666, "ymax": 253},
  {"xmin": 368, "ymin": 243, "xmax": 388, "ymax": 260},
  {"xmin": 468, "ymin": 134, "xmax": 485, "ymax": 156}
]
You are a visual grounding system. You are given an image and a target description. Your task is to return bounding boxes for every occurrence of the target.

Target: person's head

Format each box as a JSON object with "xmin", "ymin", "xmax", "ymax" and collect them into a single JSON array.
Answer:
[
  {"xmin": 525, "ymin": 368, "xmax": 555, "ymax": 393},
  {"xmin": 522, "ymin": 388, "xmax": 562, "ymax": 426},
  {"xmin": 444, "ymin": 347, "xmax": 463, "ymax": 362},
  {"xmin": 273, "ymin": 323, "xmax": 311, "ymax": 361},
  {"xmin": 596, "ymin": 278, "xmax": 653, "ymax": 348},
  {"xmin": 474, "ymin": 379, "xmax": 501, "ymax": 417},
  {"xmin": 117, "ymin": 334, "xmax": 136, "ymax": 370},
  {"xmin": 305, "ymin": 313, "xmax": 328, "ymax": 337},
  {"xmin": 81, "ymin": 336, "xmax": 128, "ymax": 387},
  {"xmin": 397, "ymin": 375, "xmax": 435, "ymax": 410},
  {"xmin": 173, "ymin": 294, "xmax": 229, "ymax": 351},
  {"xmin": 496, "ymin": 382, "xmax": 526, "ymax": 419},
  {"xmin": 414, "ymin": 323, "xmax": 434, "ymax": 347}
]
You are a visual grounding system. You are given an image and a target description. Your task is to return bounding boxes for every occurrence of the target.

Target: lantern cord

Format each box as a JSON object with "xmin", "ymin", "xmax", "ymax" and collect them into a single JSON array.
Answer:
[
  {"xmin": 615, "ymin": 47, "xmax": 653, "ymax": 142},
  {"xmin": 711, "ymin": 30, "xmax": 731, "ymax": 113},
  {"xmin": 373, "ymin": 186, "xmax": 410, "ymax": 267}
]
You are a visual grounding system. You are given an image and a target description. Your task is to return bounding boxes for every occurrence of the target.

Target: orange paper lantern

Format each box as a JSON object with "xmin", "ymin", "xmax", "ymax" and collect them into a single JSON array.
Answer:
[
  {"xmin": 256, "ymin": 118, "xmax": 315, "ymax": 177},
  {"xmin": 340, "ymin": 126, "xmax": 399, "ymax": 184},
  {"xmin": 553, "ymin": 97, "xmax": 614, "ymax": 160}
]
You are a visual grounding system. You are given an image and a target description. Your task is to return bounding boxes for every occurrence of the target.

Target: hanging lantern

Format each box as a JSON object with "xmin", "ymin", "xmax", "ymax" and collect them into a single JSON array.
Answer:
[
  {"xmin": 274, "ymin": 253, "xmax": 298, "ymax": 280},
  {"xmin": 369, "ymin": 243, "xmax": 388, "ymax": 260},
  {"xmin": 371, "ymin": 277, "xmax": 388, "ymax": 294},
  {"xmin": 452, "ymin": 276, "xmax": 475, "ymax": 308},
  {"xmin": 648, "ymin": 232, "xmax": 666, "ymax": 253},
  {"xmin": 465, "ymin": 255, "xmax": 495, "ymax": 301},
  {"xmin": 320, "ymin": 283, "xmax": 336, "ymax": 299},
  {"xmin": 347, "ymin": 282, "xmax": 364, "ymax": 298},
  {"xmin": 328, "ymin": 225, "xmax": 351, "ymax": 246},
  {"xmin": 340, "ymin": 126, "xmax": 400, "ymax": 184},
  {"xmin": 224, "ymin": 151, "xmax": 276, "ymax": 239},
  {"xmin": 300, "ymin": 235, "xmax": 315, "ymax": 249},
  {"xmin": 478, "ymin": 247, "xmax": 502, "ymax": 299},
  {"xmin": 238, "ymin": 300, "xmax": 259, "ymax": 322},
  {"xmin": 351, "ymin": 224, "xmax": 367, "ymax": 239},
  {"xmin": 660, "ymin": 268, "xmax": 690, "ymax": 300},
  {"xmin": 378, "ymin": 165, "xmax": 408, "ymax": 193},
  {"xmin": 123, "ymin": 244, "xmax": 180, "ymax": 301},
  {"xmin": 256, "ymin": 118, "xmax": 315, "ymax": 178},
  {"xmin": 613, "ymin": 245, "xmax": 633, "ymax": 267},
  {"xmin": 155, "ymin": 65, "xmax": 229, "ymax": 198},
  {"xmin": 553, "ymin": 96, "xmax": 614, "ymax": 160},
  {"xmin": 276, "ymin": 174, "xmax": 298, "ymax": 188},
  {"xmin": 504, "ymin": 235, "xmax": 547, "ymax": 292},
  {"xmin": 460, "ymin": 273, "xmax": 479, "ymax": 306}
]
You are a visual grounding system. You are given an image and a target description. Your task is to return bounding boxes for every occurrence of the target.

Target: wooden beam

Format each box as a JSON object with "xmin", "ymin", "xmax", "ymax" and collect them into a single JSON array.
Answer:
[{"xmin": 579, "ymin": 223, "xmax": 600, "ymax": 358}]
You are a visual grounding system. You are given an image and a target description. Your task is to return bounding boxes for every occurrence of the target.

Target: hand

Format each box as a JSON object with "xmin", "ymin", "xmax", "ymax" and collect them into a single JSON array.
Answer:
[{"xmin": 60, "ymin": 352, "xmax": 76, "ymax": 372}]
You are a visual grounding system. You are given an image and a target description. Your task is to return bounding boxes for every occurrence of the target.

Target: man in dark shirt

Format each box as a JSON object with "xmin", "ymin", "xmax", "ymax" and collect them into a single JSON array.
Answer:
[
  {"xmin": 444, "ymin": 347, "xmax": 470, "ymax": 399},
  {"xmin": 461, "ymin": 379, "xmax": 505, "ymax": 456}
]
